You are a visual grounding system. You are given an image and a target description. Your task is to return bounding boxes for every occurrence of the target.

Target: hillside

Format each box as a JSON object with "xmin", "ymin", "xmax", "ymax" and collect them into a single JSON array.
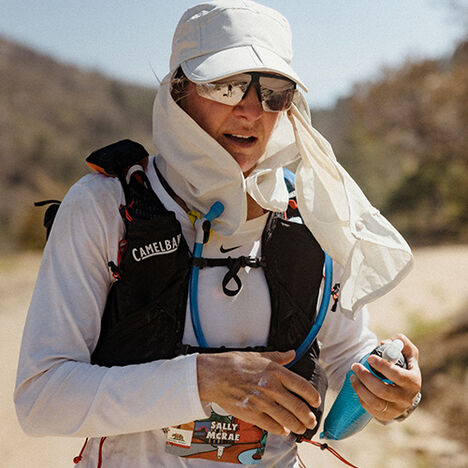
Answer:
[{"xmin": 0, "ymin": 36, "xmax": 156, "ymax": 249}]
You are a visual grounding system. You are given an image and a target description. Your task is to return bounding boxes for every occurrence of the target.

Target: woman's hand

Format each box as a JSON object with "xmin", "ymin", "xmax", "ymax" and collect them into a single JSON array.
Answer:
[
  {"xmin": 350, "ymin": 333, "xmax": 422, "ymax": 422},
  {"xmin": 197, "ymin": 350, "xmax": 320, "ymax": 436}
]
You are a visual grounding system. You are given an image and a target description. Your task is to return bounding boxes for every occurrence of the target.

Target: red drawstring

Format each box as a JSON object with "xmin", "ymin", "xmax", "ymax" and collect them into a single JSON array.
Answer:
[
  {"xmin": 124, "ymin": 201, "xmax": 135, "ymax": 223},
  {"xmin": 298, "ymin": 452, "xmax": 308, "ymax": 468},
  {"xmin": 73, "ymin": 437, "xmax": 107, "ymax": 468},
  {"xmin": 73, "ymin": 438, "xmax": 89, "ymax": 464},
  {"xmin": 97, "ymin": 437, "xmax": 107, "ymax": 468},
  {"xmin": 298, "ymin": 438, "xmax": 359, "ymax": 468}
]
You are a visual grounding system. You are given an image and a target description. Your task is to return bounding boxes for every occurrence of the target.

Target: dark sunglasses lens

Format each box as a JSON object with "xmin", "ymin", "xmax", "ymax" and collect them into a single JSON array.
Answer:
[
  {"xmin": 262, "ymin": 88, "xmax": 295, "ymax": 111},
  {"xmin": 259, "ymin": 76, "xmax": 296, "ymax": 111}
]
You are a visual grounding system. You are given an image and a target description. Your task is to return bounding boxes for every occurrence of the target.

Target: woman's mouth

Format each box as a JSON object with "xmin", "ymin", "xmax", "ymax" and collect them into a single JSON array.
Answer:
[{"xmin": 224, "ymin": 133, "xmax": 257, "ymax": 145}]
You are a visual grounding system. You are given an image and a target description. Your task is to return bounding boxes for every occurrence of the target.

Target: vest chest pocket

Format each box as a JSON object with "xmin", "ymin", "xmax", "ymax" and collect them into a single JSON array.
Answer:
[
  {"xmin": 263, "ymin": 217, "xmax": 325, "ymax": 349},
  {"xmin": 115, "ymin": 213, "xmax": 191, "ymax": 311},
  {"xmin": 91, "ymin": 300, "xmax": 178, "ymax": 366}
]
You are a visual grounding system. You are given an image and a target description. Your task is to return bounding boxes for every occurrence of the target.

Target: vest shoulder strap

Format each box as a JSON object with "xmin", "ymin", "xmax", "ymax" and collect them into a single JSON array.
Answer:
[
  {"xmin": 86, "ymin": 139, "xmax": 168, "ymax": 221},
  {"xmin": 85, "ymin": 139, "xmax": 148, "ymax": 178},
  {"xmin": 36, "ymin": 139, "xmax": 168, "ymax": 240}
]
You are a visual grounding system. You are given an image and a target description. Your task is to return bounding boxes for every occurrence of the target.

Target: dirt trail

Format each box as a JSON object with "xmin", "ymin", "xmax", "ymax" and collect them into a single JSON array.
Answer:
[
  {"xmin": 0, "ymin": 253, "xmax": 82, "ymax": 466},
  {"xmin": 1, "ymin": 246, "xmax": 467, "ymax": 467}
]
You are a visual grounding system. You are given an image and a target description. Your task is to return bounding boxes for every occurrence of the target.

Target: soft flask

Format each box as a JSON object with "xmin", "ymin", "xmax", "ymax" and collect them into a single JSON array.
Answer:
[{"xmin": 320, "ymin": 339, "xmax": 407, "ymax": 440}]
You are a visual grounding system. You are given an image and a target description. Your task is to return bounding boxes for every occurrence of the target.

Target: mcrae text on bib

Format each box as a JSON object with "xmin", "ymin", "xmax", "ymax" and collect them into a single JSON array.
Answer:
[{"xmin": 165, "ymin": 403, "xmax": 267, "ymax": 464}]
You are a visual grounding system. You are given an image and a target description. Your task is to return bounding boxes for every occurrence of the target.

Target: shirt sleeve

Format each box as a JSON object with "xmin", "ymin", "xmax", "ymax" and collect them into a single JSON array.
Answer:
[
  {"xmin": 14, "ymin": 174, "xmax": 207, "ymax": 438},
  {"xmin": 317, "ymin": 262, "xmax": 379, "ymax": 391}
]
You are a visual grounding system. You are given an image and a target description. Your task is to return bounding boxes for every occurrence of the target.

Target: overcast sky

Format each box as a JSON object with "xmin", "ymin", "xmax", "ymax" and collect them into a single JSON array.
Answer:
[{"xmin": 1, "ymin": 0, "xmax": 465, "ymax": 107}]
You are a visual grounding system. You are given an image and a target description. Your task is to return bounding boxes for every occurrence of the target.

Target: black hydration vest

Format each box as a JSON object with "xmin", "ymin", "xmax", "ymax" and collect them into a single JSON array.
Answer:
[{"xmin": 42, "ymin": 140, "xmax": 329, "ymax": 439}]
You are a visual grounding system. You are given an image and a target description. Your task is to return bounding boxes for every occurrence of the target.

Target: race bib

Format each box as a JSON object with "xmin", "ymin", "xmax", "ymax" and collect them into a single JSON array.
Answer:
[{"xmin": 165, "ymin": 403, "xmax": 268, "ymax": 464}]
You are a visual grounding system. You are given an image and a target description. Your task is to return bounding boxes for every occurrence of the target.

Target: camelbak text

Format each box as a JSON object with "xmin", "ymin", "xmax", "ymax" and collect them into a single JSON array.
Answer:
[{"xmin": 132, "ymin": 234, "xmax": 182, "ymax": 261}]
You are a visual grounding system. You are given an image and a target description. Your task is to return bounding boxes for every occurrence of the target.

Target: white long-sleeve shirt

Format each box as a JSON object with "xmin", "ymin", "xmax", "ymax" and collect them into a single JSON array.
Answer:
[{"xmin": 14, "ymin": 157, "xmax": 377, "ymax": 467}]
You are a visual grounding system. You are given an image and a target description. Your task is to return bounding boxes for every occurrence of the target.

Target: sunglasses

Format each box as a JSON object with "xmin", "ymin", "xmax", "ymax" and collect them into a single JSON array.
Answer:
[{"xmin": 195, "ymin": 72, "xmax": 297, "ymax": 112}]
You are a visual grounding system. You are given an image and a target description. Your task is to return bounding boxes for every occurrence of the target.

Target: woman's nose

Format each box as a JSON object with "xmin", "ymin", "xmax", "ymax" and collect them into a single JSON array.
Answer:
[{"xmin": 232, "ymin": 84, "xmax": 263, "ymax": 121}]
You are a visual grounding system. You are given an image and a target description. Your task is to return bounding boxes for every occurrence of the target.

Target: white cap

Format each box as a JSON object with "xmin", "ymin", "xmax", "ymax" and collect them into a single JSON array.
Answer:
[
  {"xmin": 170, "ymin": 0, "xmax": 307, "ymax": 91},
  {"xmin": 382, "ymin": 339, "xmax": 404, "ymax": 364}
]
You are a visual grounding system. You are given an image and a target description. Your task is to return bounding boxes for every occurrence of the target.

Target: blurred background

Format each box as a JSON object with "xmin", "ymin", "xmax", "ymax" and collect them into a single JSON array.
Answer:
[{"xmin": 0, "ymin": 0, "xmax": 467, "ymax": 467}]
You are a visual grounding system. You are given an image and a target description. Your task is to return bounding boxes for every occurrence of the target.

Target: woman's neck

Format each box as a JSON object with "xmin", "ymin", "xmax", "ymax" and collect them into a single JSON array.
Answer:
[{"xmin": 247, "ymin": 194, "xmax": 267, "ymax": 220}]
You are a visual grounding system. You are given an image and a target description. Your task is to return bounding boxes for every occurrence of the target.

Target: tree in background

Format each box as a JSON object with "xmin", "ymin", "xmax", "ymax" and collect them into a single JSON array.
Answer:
[{"xmin": 338, "ymin": 40, "xmax": 468, "ymax": 244}]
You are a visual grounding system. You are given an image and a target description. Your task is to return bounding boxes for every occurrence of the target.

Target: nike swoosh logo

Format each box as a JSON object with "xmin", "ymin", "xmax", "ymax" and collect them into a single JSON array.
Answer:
[{"xmin": 220, "ymin": 245, "xmax": 241, "ymax": 253}]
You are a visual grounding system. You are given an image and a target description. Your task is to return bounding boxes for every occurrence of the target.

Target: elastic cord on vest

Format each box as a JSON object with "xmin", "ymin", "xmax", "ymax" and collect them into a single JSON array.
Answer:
[{"xmin": 298, "ymin": 439, "xmax": 359, "ymax": 468}]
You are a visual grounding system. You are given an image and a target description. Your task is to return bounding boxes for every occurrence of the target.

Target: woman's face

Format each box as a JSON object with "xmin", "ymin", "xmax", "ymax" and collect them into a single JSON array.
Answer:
[{"xmin": 178, "ymin": 80, "xmax": 280, "ymax": 175}]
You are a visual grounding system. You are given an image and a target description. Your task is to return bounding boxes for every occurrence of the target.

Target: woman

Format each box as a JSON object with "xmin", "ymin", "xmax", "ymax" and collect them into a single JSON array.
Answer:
[{"xmin": 15, "ymin": 1, "xmax": 421, "ymax": 466}]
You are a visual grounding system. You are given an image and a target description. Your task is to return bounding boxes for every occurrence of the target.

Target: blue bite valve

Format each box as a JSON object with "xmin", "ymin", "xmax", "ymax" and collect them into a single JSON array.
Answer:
[
  {"xmin": 194, "ymin": 202, "xmax": 224, "ymax": 245},
  {"xmin": 204, "ymin": 201, "xmax": 224, "ymax": 222}
]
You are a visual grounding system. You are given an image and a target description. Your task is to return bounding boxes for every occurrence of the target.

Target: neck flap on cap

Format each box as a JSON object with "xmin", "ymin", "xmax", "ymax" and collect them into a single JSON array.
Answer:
[{"xmin": 152, "ymin": 80, "xmax": 413, "ymax": 318}]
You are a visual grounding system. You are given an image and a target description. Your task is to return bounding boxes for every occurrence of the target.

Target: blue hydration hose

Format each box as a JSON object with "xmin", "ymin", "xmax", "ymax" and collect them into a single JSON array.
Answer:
[
  {"xmin": 190, "ymin": 202, "xmax": 225, "ymax": 347},
  {"xmin": 190, "ymin": 202, "xmax": 333, "ymax": 358}
]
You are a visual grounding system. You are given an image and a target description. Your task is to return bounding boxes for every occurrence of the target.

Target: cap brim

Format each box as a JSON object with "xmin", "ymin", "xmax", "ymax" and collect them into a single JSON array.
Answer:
[{"xmin": 181, "ymin": 45, "xmax": 308, "ymax": 92}]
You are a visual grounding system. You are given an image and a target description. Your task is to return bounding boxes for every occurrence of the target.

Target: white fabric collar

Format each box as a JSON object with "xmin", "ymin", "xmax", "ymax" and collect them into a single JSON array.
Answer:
[{"xmin": 152, "ymin": 78, "xmax": 413, "ymax": 318}]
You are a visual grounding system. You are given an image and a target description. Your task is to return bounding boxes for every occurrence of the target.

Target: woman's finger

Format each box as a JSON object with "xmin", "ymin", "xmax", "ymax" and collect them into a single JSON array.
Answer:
[
  {"xmin": 392, "ymin": 333, "xmax": 421, "ymax": 373},
  {"xmin": 366, "ymin": 354, "xmax": 421, "ymax": 396},
  {"xmin": 262, "ymin": 381, "xmax": 317, "ymax": 432},
  {"xmin": 350, "ymin": 374, "xmax": 400, "ymax": 421},
  {"xmin": 351, "ymin": 363, "xmax": 404, "ymax": 402}
]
